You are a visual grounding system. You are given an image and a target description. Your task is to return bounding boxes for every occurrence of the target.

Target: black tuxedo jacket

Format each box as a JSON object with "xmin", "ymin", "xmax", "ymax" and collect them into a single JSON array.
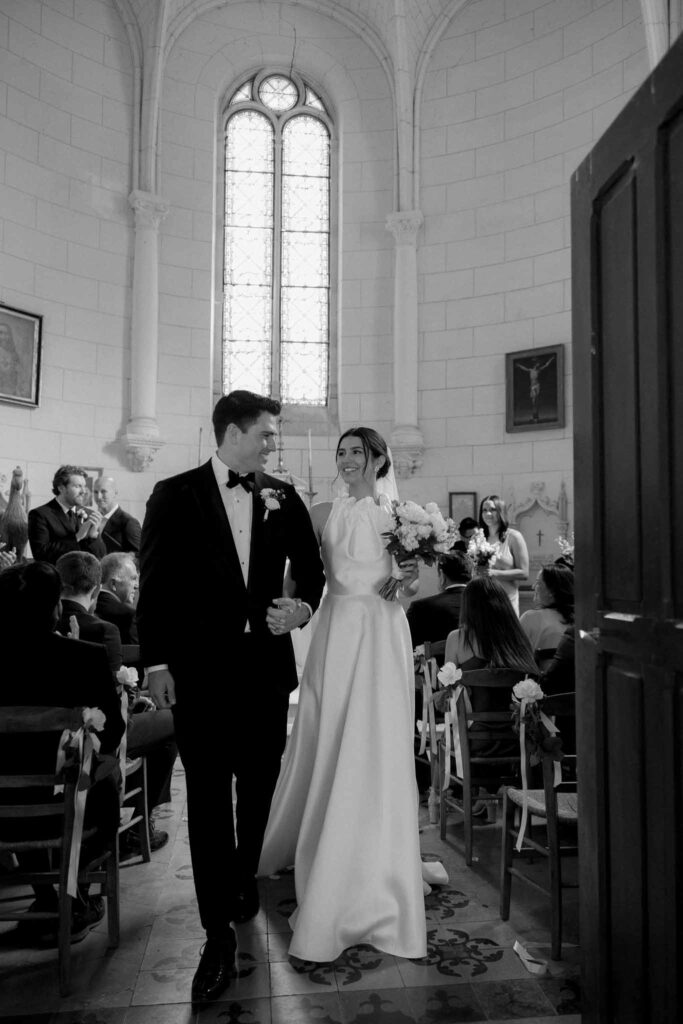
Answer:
[
  {"xmin": 58, "ymin": 598, "xmax": 123, "ymax": 674},
  {"xmin": 137, "ymin": 461, "xmax": 325, "ymax": 695},
  {"xmin": 96, "ymin": 590, "xmax": 138, "ymax": 644},
  {"xmin": 406, "ymin": 586, "xmax": 466, "ymax": 649},
  {"xmin": 101, "ymin": 507, "xmax": 141, "ymax": 554},
  {"xmin": 28, "ymin": 498, "xmax": 106, "ymax": 564}
]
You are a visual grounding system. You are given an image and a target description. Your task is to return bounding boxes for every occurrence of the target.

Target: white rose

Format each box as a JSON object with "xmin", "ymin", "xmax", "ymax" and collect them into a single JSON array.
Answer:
[
  {"xmin": 82, "ymin": 707, "xmax": 107, "ymax": 732},
  {"xmin": 437, "ymin": 661, "xmax": 463, "ymax": 687},
  {"xmin": 116, "ymin": 666, "xmax": 138, "ymax": 686},
  {"xmin": 265, "ymin": 496, "xmax": 279, "ymax": 510},
  {"xmin": 512, "ymin": 678, "xmax": 544, "ymax": 702}
]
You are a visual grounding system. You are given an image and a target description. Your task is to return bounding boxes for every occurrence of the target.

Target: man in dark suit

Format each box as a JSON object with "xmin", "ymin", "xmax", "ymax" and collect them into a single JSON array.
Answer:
[
  {"xmin": 97, "ymin": 553, "xmax": 139, "ymax": 643},
  {"xmin": 0, "ymin": 561, "xmax": 124, "ymax": 941},
  {"xmin": 93, "ymin": 476, "xmax": 141, "ymax": 555},
  {"xmin": 56, "ymin": 551, "xmax": 122, "ymax": 674},
  {"xmin": 407, "ymin": 549, "xmax": 473, "ymax": 648},
  {"xmin": 138, "ymin": 390, "xmax": 325, "ymax": 1003},
  {"xmin": 56, "ymin": 550, "xmax": 176, "ymax": 853},
  {"xmin": 28, "ymin": 465, "xmax": 106, "ymax": 564}
]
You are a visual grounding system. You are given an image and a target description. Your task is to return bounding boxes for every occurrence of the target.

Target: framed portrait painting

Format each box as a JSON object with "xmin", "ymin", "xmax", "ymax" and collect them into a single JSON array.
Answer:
[
  {"xmin": 0, "ymin": 304, "xmax": 42, "ymax": 408},
  {"xmin": 449, "ymin": 492, "xmax": 477, "ymax": 526},
  {"xmin": 506, "ymin": 344, "xmax": 564, "ymax": 433}
]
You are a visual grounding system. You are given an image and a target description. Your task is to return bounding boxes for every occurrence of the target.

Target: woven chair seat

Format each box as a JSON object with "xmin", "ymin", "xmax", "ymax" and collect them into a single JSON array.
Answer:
[{"xmin": 506, "ymin": 787, "xmax": 578, "ymax": 821}]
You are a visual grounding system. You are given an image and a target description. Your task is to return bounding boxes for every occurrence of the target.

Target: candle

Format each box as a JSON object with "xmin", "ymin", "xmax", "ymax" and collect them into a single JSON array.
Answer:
[{"xmin": 307, "ymin": 430, "xmax": 313, "ymax": 489}]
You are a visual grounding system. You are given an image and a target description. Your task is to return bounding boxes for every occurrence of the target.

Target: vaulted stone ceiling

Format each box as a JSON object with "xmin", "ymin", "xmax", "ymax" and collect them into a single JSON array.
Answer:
[{"xmin": 121, "ymin": 0, "xmax": 462, "ymax": 70}]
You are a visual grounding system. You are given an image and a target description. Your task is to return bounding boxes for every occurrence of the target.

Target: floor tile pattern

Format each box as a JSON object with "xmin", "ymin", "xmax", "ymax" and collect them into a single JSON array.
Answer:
[{"xmin": 0, "ymin": 766, "xmax": 580, "ymax": 1022}]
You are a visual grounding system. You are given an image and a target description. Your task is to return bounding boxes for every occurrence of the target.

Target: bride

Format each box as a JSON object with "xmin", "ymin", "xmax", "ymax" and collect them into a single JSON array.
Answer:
[{"xmin": 258, "ymin": 427, "xmax": 427, "ymax": 962}]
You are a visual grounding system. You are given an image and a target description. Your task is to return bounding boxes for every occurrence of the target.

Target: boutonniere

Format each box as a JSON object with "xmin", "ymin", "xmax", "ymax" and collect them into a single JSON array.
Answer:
[{"xmin": 260, "ymin": 487, "xmax": 285, "ymax": 521}]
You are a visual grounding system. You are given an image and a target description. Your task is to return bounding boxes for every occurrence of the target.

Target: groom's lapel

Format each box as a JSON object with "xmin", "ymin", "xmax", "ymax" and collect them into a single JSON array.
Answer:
[{"xmin": 195, "ymin": 461, "xmax": 245, "ymax": 585}]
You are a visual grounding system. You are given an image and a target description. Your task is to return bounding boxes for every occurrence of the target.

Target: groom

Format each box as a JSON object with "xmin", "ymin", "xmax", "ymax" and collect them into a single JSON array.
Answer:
[{"xmin": 138, "ymin": 391, "xmax": 325, "ymax": 1002}]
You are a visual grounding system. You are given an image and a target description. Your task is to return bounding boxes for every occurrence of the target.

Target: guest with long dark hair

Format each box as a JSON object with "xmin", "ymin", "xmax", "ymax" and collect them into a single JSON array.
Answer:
[
  {"xmin": 520, "ymin": 563, "xmax": 574, "ymax": 652},
  {"xmin": 441, "ymin": 576, "xmax": 538, "ymax": 818},
  {"xmin": 477, "ymin": 494, "xmax": 529, "ymax": 614}
]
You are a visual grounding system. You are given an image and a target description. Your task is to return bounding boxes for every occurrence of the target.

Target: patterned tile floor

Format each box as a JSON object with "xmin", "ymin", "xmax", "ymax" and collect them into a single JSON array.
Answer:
[{"xmin": 0, "ymin": 766, "xmax": 581, "ymax": 1022}]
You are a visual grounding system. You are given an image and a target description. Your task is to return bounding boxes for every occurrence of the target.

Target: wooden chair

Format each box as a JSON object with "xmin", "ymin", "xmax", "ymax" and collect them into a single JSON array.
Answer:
[
  {"xmin": 0, "ymin": 706, "xmax": 120, "ymax": 994},
  {"xmin": 499, "ymin": 692, "xmax": 578, "ymax": 959},
  {"xmin": 414, "ymin": 640, "xmax": 446, "ymax": 824},
  {"xmin": 535, "ymin": 647, "xmax": 557, "ymax": 673},
  {"xmin": 118, "ymin": 755, "xmax": 151, "ymax": 864},
  {"xmin": 438, "ymin": 668, "xmax": 525, "ymax": 865},
  {"xmin": 120, "ymin": 644, "xmax": 140, "ymax": 667}
]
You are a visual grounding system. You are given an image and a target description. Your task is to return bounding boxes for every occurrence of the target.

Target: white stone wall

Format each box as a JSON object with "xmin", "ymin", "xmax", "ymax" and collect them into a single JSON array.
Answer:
[
  {"xmin": 416, "ymin": 0, "xmax": 649, "ymax": 528},
  {"xmin": 158, "ymin": 0, "xmax": 396, "ymax": 496},
  {"xmin": 0, "ymin": 0, "xmax": 142, "ymax": 515}
]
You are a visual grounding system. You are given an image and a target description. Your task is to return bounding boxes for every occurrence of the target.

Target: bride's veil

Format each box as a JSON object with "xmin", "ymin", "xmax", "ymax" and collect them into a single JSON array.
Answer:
[{"xmin": 375, "ymin": 445, "xmax": 400, "ymax": 503}]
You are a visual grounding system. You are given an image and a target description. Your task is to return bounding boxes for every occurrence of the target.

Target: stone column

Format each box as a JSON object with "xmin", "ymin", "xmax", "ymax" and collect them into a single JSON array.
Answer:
[
  {"xmin": 122, "ymin": 189, "xmax": 169, "ymax": 471},
  {"xmin": 386, "ymin": 210, "xmax": 424, "ymax": 478}
]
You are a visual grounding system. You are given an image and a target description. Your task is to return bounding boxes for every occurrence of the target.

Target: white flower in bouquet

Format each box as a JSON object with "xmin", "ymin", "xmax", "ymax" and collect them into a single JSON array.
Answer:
[
  {"xmin": 379, "ymin": 499, "xmax": 458, "ymax": 600},
  {"xmin": 467, "ymin": 527, "xmax": 497, "ymax": 567},
  {"xmin": 512, "ymin": 678, "xmax": 545, "ymax": 703}
]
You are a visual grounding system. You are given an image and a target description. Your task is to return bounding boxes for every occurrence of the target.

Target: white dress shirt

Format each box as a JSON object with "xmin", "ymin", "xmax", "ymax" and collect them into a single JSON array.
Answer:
[{"xmin": 211, "ymin": 452, "xmax": 252, "ymax": 586}]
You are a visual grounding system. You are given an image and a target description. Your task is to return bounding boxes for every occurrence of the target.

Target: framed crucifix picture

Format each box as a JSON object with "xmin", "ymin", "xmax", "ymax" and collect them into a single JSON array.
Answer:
[
  {"xmin": 0, "ymin": 303, "xmax": 42, "ymax": 408},
  {"xmin": 505, "ymin": 344, "xmax": 564, "ymax": 432}
]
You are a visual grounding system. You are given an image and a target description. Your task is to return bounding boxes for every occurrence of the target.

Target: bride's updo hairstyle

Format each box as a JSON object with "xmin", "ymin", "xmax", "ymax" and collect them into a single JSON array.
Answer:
[{"xmin": 336, "ymin": 426, "xmax": 391, "ymax": 479}]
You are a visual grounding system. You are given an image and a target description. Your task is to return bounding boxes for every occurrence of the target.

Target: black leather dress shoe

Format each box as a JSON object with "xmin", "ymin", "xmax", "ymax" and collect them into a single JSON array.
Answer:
[
  {"xmin": 191, "ymin": 932, "xmax": 237, "ymax": 1003},
  {"xmin": 231, "ymin": 880, "xmax": 260, "ymax": 924}
]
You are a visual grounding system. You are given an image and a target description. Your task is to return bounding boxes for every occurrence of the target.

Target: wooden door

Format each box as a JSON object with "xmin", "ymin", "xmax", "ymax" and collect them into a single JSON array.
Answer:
[{"xmin": 571, "ymin": 34, "xmax": 683, "ymax": 1024}]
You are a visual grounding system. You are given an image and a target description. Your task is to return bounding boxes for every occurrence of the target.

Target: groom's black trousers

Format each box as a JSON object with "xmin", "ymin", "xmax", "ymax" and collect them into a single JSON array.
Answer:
[{"xmin": 172, "ymin": 635, "xmax": 290, "ymax": 936}]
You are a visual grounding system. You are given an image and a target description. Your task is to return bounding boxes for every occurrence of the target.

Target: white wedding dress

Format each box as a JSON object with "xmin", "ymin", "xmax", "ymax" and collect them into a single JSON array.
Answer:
[{"xmin": 258, "ymin": 495, "xmax": 427, "ymax": 962}]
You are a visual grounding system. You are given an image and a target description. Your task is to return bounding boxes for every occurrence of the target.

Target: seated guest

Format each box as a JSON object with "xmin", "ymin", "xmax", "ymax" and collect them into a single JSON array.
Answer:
[
  {"xmin": 0, "ymin": 562, "xmax": 124, "ymax": 942},
  {"xmin": 55, "ymin": 558, "xmax": 175, "ymax": 853},
  {"xmin": 438, "ymin": 576, "xmax": 538, "ymax": 818},
  {"xmin": 520, "ymin": 563, "xmax": 574, "ymax": 653},
  {"xmin": 94, "ymin": 476, "xmax": 141, "ymax": 555},
  {"xmin": 97, "ymin": 553, "xmax": 139, "ymax": 643},
  {"xmin": 56, "ymin": 551, "xmax": 122, "ymax": 675},
  {"xmin": 407, "ymin": 549, "xmax": 472, "ymax": 651},
  {"xmin": 28, "ymin": 465, "xmax": 106, "ymax": 564},
  {"xmin": 540, "ymin": 624, "xmax": 575, "ymax": 696},
  {"xmin": 453, "ymin": 516, "xmax": 478, "ymax": 553}
]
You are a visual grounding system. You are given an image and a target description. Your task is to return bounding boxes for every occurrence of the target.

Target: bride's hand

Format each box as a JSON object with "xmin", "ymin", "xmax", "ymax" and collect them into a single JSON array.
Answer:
[{"xmin": 267, "ymin": 597, "xmax": 310, "ymax": 635}]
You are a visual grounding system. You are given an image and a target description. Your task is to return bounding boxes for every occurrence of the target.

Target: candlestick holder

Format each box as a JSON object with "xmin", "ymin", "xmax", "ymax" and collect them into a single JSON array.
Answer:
[{"xmin": 305, "ymin": 487, "xmax": 318, "ymax": 507}]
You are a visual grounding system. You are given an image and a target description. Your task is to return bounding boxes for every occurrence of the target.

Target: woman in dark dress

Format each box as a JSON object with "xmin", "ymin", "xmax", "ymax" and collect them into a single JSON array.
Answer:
[{"xmin": 441, "ymin": 576, "xmax": 539, "ymax": 818}]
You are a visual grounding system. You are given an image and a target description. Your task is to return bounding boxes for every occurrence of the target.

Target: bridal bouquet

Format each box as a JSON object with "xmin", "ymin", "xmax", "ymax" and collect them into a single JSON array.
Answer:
[
  {"xmin": 467, "ymin": 527, "xmax": 497, "ymax": 574},
  {"xmin": 379, "ymin": 500, "xmax": 457, "ymax": 600}
]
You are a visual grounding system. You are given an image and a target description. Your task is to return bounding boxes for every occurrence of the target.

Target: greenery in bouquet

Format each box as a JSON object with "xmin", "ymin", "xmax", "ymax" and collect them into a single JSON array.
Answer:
[
  {"xmin": 467, "ymin": 527, "xmax": 497, "ymax": 570},
  {"xmin": 510, "ymin": 679, "xmax": 563, "ymax": 767},
  {"xmin": 380, "ymin": 500, "xmax": 457, "ymax": 600}
]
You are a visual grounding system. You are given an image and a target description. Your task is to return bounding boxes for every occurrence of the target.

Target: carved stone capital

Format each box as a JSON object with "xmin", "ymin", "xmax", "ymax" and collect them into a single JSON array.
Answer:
[
  {"xmin": 129, "ymin": 189, "xmax": 169, "ymax": 230},
  {"xmin": 386, "ymin": 210, "xmax": 423, "ymax": 246},
  {"xmin": 121, "ymin": 420, "xmax": 164, "ymax": 472},
  {"xmin": 389, "ymin": 423, "xmax": 424, "ymax": 479}
]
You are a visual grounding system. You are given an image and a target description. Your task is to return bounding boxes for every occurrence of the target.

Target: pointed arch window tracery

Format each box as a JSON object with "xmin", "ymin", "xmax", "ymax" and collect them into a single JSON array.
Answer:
[{"xmin": 222, "ymin": 71, "xmax": 332, "ymax": 407}]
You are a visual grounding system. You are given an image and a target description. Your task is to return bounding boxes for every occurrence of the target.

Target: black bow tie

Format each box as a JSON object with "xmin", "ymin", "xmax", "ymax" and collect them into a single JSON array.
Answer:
[{"xmin": 226, "ymin": 470, "xmax": 255, "ymax": 492}]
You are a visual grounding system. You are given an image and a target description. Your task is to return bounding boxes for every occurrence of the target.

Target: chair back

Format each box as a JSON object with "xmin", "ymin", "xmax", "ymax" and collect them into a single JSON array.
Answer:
[
  {"xmin": 454, "ymin": 668, "xmax": 525, "ymax": 784},
  {"xmin": 0, "ymin": 706, "xmax": 84, "ymax": 845},
  {"xmin": 120, "ymin": 644, "xmax": 140, "ymax": 667},
  {"xmin": 535, "ymin": 647, "xmax": 557, "ymax": 672},
  {"xmin": 423, "ymin": 639, "xmax": 446, "ymax": 665}
]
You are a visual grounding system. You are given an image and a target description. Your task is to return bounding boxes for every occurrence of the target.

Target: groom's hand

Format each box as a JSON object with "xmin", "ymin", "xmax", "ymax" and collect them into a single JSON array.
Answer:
[
  {"xmin": 266, "ymin": 597, "xmax": 310, "ymax": 635},
  {"xmin": 148, "ymin": 668, "xmax": 176, "ymax": 708}
]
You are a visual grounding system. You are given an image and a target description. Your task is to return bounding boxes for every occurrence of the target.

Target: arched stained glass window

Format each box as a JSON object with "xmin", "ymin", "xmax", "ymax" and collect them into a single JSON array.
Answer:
[{"xmin": 223, "ymin": 72, "xmax": 331, "ymax": 406}]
